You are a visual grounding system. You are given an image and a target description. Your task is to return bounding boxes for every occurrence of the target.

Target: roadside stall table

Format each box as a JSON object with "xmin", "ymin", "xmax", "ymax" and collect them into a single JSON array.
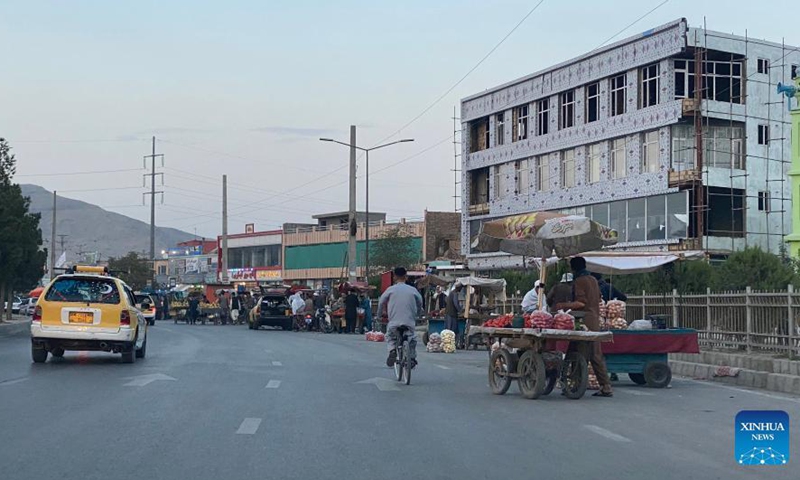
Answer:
[{"xmin": 602, "ymin": 328, "xmax": 699, "ymax": 388}]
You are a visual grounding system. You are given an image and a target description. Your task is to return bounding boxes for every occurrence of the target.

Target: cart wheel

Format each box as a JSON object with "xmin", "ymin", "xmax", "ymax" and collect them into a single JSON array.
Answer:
[
  {"xmin": 542, "ymin": 372, "xmax": 559, "ymax": 396},
  {"xmin": 562, "ymin": 352, "xmax": 588, "ymax": 400},
  {"xmin": 517, "ymin": 351, "xmax": 546, "ymax": 400},
  {"xmin": 643, "ymin": 361, "xmax": 672, "ymax": 388},
  {"xmin": 628, "ymin": 373, "xmax": 647, "ymax": 385},
  {"xmin": 488, "ymin": 349, "xmax": 516, "ymax": 395}
]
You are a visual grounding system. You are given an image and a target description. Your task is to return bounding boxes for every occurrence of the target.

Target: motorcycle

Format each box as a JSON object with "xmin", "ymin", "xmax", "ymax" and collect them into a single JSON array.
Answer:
[{"xmin": 316, "ymin": 307, "xmax": 334, "ymax": 334}]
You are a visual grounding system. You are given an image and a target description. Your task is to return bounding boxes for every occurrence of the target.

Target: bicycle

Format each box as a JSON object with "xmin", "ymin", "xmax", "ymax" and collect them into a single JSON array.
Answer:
[{"xmin": 393, "ymin": 325, "xmax": 415, "ymax": 385}]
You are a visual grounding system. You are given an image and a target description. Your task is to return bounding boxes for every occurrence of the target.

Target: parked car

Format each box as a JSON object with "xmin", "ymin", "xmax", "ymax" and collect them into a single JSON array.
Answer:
[
  {"xmin": 134, "ymin": 293, "xmax": 156, "ymax": 326},
  {"xmin": 249, "ymin": 287, "xmax": 292, "ymax": 331},
  {"xmin": 18, "ymin": 298, "xmax": 37, "ymax": 316},
  {"xmin": 4, "ymin": 296, "xmax": 23, "ymax": 314}
]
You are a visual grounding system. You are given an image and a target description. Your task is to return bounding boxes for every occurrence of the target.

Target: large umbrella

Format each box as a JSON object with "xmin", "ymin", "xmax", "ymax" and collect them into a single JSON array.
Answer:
[
  {"xmin": 29, "ymin": 287, "xmax": 44, "ymax": 298},
  {"xmin": 471, "ymin": 212, "xmax": 618, "ymax": 308}
]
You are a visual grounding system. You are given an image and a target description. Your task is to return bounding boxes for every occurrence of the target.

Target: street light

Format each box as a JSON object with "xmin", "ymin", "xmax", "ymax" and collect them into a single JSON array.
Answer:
[{"xmin": 319, "ymin": 136, "xmax": 414, "ymax": 285}]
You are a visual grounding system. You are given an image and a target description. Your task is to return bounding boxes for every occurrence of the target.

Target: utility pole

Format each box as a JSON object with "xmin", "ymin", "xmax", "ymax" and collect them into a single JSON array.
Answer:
[
  {"xmin": 143, "ymin": 136, "xmax": 164, "ymax": 286},
  {"xmin": 348, "ymin": 125, "xmax": 357, "ymax": 283},
  {"xmin": 50, "ymin": 191, "xmax": 57, "ymax": 279},
  {"xmin": 221, "ymin": 174, "xmax": 229, "ymax": 284},
  {"xmin": 57, "ymin": 234, "xmax": 68, "ymax": 254}
]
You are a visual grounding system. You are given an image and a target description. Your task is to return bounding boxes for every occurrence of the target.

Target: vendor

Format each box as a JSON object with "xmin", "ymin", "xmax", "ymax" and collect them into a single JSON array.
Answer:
[
  {"xmin": 444, "ymin": 284, "xmax": 463, "ymax": 333},
  {"xmin": 521, "ymin": 280, "xmax": 544, "ymax": 313},
  {"xmin": 555, "ymin": 257, "xmax": 613, "ymax": 398},
  {"xmin": 591, "ymin": 273, "xmax": 628, "ymax": 302},
  {"xmin": 546, "ymin": 273, "xmax": 573, "ymax": 313}
]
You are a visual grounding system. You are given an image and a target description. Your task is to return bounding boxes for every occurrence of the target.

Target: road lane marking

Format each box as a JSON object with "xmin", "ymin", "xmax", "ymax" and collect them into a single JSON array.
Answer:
[
  {"xmin": 265, "ymin": 380, "xmax": 281, "ymax": 389},
  {"xmin": 356, "ymin": 377, "xmax": 401, "ymax": 391},
  {"xmin": 436, "ymin": 365, "xmax": 451, "ymax": 370},
  {"xmin": 236, "ymin": 418, "xmax": 262, "ymax": 435},
  {"xmin": 617, "ymin": 389, "xmax": 655, "ymax": 397},
  {"xmin": 0, "ymin": 377, "xmax": 28, "ymax": 386},
  {"xmin": 584, "ymin": 425, "xmax": 631, "ymax": 442},
  {"xmin": 272, "ymin": 361, "xmax": 282, "ymax": 367},
  {"xmin": 683, "ymin": 378, "xmax": 800, "ymax": 404},
  {"xmin": 123, "ymin": 373, "xmax": 177, "ymax": 387}
]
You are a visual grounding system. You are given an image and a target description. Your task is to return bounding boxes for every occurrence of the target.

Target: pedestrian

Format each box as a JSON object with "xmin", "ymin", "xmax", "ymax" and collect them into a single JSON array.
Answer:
[
  {"xmin": 361, "ymin": 293, "xmax": 373, "ymax": 332},
  {"xmin": 188, "ymin": 295, "xmax": 200, "ymax": 325},
  {"xmin": 546, "ymin": 273, "xmax": 573, "ymax": 313},
  {"xmin": 164, "ymin": 295, "xmax": 171, "ymax": 320},
  {"xmin": 345, "ymin": 288, "xmax": 359, "ymax": 334},
  {"xmin": 219, "ymin": 291, "xmax": 230, "ymax": 325},
  {"xmin": 435, "ymin": 286, "xmax": 447, "ymax": 310},
  {"xmin": 591, "ymin": 273, "xmax": 628, "ymax": 302},
  {"xmin": 444, "ymin": 283, "xmax": 463, "ymax": 334},
  {"xmin": 556, "ymin": 257, "xmax": 613, "ymax": 397},
  {"xmin": 230, "ymin": 293, "xmax": 241, "ymax": 324},
  {"xmin": 521, "ymin": 280, "xmax": 544, "ymax": 312}
]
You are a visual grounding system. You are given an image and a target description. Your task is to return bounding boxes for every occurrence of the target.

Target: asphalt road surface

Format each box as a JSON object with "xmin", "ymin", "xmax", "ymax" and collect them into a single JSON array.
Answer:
[{"xmin": 1, "ymin": 322, "xmax": 798, "ymax": 480}]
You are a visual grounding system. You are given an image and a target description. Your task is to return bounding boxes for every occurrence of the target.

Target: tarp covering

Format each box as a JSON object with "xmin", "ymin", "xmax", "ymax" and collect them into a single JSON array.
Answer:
[
  {"xmin": 582, "ymin": 251, "xmax": 705, "ymax": 275},
  {"xmin": 454, "ymin": 277, "xmax": 507, "ymax": 301},
  {"xmin": 415, "ymin": 275, "xmax": 449, "ymax": 289}
]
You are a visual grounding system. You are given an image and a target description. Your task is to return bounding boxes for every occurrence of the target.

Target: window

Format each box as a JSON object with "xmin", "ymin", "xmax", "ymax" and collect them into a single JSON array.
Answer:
[
  {"xmin": 588, "ymin": 143, "xmax": 602, "ymax": 183},
  {"xmin": 158, "ymin": 265, "xmax": 167, "ymax": 275},
  {"xmin": 642, "ymin": 130, "xmax": 660, "ymax": 173},
  {"xmin": 640, "ymin": 64, "xmax": 660, "ymax": 108},
  {"xmin": 512, "ymin": 105, "xmax": 529, "ymax": 142},
  {"xmin": 536, "ymin": 156, "xmax": 550, "ymax": 192},
  {"xmin": 561, "ymin": 149, "xmax": 575, "ymax": 188},
  {"xmin": 792, "ymin": 65, "xmax": 798, "ymax": 79},
  {"xmin": 469, "ymin": 117, "xmax": 489, "ymax": 153},
  {"xmin": 589, "ymin": 203, "xmax": 609, "ymax": 228},
  {"xmin": 610, "ymin": 73, "xmax": 627, "ymax": 116},
  {"xmin": 671, "ymin": 124, "xmax": 745, "ymax": 170},
  {"xmin": 586, "ymin": 192, "xmax": 689, "ymax": 243},
  {"xmin": 515, "ymin": 159, "xmax": 529, "ymax": 195},
  {"xmin": 758, "ymin": 124, "xmax": 770, "ymax": 145},
  {"xmin": 536, "ymin": 98, "xmax": 549, "ymax": 136},
  {"xmin": 757, "ymin": 58, "xmax": 769, "ymax": 74},
  {"xmin": 495, "ymin": 112, "xmax": 505, "ymax": 146},
  {"xmin": 646, "ymin": 196, "xmax": 667, "ymax": 241},
  {"xmin": 675, "ymin": 59, "xmax": 743, "ymax": 103},
  {"xmin": 44, "ymin": 278, "xmax": 121, "ymax": 304},
  {"xmin": 586, "ymin": 82, "xmax": 600, "ymax": 123},
  {"xmin": 493, "ymin": 165, "xmax": 505, "ymax": 200},
  {"xmin": 627, "ymin": 198, "xmax": 646, "ymax": 242},
  {"xmin": 706, "ymin": 187, "xmax": 745, "ymax": 237},
  {"xmin": 609, "ymin": 201, "xmax": 627, "ymax": 242},
  {"xmin": 469, "ymin": 168, "xmax": 490, "ymax": 206},
  {"xmin": 667, "ymin": 192, "xmax": 688, "ymax": 240},
  {"xmin": 559, "ymin": 90, "xmax": 575, "ymax": 129},
  {"xmin": 611, "ymin": 138, "xmax": 627, "ymax": 179},
  {"xmin": 758, "ymin": 191, "xmax": 771, "ymax": 212}
]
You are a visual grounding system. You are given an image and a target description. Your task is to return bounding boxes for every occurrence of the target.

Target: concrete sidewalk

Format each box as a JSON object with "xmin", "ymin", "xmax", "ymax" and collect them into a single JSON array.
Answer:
[
  {"xmin": 671, "ymin": 351, "xmax": 800, "ymax": 395},
  {"xmin": 0, "ymin": 315, "xmax": 31, "ymax": 337}
]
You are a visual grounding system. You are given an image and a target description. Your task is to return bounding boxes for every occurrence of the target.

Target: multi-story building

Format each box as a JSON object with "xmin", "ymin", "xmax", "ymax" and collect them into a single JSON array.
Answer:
[
  {"xmin": 216, "ymin": 229, "xmax": 283, "ymax": 289},
  {"xmin": 156, "ymin": 239, "xmax": 218, "ymax": 286},
  {"xmin": 461, "ymin": 18, "xmax": 799, "ymax": 269}
]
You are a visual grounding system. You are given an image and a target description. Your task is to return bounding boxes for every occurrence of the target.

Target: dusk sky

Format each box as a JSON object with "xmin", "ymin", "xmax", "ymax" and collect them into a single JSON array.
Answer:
[{"xmin": 1, "ymin": 0, "xmax": 793, "ymax": 237}]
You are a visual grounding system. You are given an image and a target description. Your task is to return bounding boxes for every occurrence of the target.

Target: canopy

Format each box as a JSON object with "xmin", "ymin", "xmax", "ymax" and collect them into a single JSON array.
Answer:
[
  {"xmin": 472, "ymin": 212, "xmax": 618, "ymax": 258},
  {"xmin": 416, "ymin": 275, "xmax": 449, "ymax": 289},
  {"xmin": 29, "ymin": 286, "xmax": 44, "ymax": 298},
  {"xmin": 455, "ymin": 277, "xmax": 507, "ymax": 303},
  {"xmin": 581, "ymin": 251, "xmax": 705, "ymax": 275}
]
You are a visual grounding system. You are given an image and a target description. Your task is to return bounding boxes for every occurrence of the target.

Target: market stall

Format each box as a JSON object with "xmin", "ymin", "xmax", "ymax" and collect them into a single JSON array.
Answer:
[{"xmin": 438, "ymin": 277, "xmax": 507, "ymax": 349}]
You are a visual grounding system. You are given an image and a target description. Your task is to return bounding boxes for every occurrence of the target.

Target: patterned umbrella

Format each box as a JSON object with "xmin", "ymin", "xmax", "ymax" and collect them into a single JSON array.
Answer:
[{"xmin": 471, "ymin": 212, "xmax": 618, "ymax": 259}]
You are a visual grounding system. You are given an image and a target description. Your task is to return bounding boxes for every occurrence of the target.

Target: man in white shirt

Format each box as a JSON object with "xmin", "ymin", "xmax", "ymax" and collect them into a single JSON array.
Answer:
[{"xmin": 521, "ymin": 280, "xmax": 543, "ymax": 312}]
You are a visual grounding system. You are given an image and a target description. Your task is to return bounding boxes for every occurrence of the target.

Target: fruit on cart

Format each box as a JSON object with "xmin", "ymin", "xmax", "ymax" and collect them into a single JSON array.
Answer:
[
  {"xmin": 426, "ymin": 332, "xmax": 443, "ymax": 353},
  {"xmin": 483, "ymin": 314, "xmax": 513, "ymax": 328},
  {"xmin": 610, "ymin": 317, "xmax": 628, "ymax": 330},
  {"xmin": 552, "ymin": 311, "xmax": 575, "ymax": 330},
  {"xmin": 606, "ymin": 300, "xmax": 626, "ymax": 319},
  {"xmin": 441, "ymin": 329, "xmax": 456, "ymax": 353},
  {"xmin": 587, "ymin": 364, "xmax": 600, "ymax": 390},
  {"xmin": 529, "ymin": 310, "xmax": 553, "ymax": 329},
  {"xmin": 598, "ymin": 300, "xmax": 608, "ymax": 319}
]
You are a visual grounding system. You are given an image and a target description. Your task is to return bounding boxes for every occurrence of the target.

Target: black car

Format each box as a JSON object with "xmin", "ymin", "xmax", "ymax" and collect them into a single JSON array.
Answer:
[{"xmin": 250, "ymin": 287, "xmax": 292, "ymax": 331}]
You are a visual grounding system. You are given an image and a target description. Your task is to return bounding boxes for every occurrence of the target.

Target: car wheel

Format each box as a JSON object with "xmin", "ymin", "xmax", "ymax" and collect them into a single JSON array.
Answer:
[
  {"xmin": 135, "ymin": 337, "xmax": 147, "ymax": 359},
  {"xmin": 51, "ymin": 347, "xmax": 65, "ymax": 358},
  {"xmin": 121, "ymin": 343, "xmax": 136, "ymax": 364},
  {"xmin": 32, "ymin": 345, "xmax": 48, "ymax": 363},
  {"xmin": 148, "ymin": 319, "xmax": 155, "ymax": 326}
]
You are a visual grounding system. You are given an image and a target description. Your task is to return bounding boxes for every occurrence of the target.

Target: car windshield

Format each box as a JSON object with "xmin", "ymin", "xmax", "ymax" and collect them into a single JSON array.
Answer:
[
  {"xmin": 44, "ymin": 278, "xmax": 120, "ymax": 304},
  {"xmin": 135, "ymin": 295, "xmax": 151, "ymax": 305}
]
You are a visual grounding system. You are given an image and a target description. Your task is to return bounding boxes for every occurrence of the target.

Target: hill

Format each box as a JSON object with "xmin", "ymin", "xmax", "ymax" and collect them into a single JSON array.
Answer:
[{"xmin": 21, "ymin": 184, "xmax": 196, "ymax": 261}]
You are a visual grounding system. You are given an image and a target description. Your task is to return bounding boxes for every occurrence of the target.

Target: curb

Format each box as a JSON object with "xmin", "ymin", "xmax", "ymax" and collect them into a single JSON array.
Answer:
[{"xmin": 670, "ymin": 360, "xmax": 800, "ymax": 395}]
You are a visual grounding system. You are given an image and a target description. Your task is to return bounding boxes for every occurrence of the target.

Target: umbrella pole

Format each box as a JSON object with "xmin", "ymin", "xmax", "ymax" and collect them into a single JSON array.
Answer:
[{"xmin": 538, "ymin": 256, "xmax": 547, "ymax": 310}]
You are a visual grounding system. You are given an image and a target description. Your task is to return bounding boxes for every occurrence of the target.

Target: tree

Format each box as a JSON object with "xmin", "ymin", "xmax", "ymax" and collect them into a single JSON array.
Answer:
[
  {"xmin": 369, "ymin": 226, "xmax": 421, "ymax": 275},
  {"xmin": 712, "ymin": 246, "xmax": 797, "ymax": 291},
  {"xmin": 107, "ymin": 252, "xmax": 151, "ymax": 291},
  {"xmin": 0, "ymin": 138, "xmax": 46, "ymax": 320}
]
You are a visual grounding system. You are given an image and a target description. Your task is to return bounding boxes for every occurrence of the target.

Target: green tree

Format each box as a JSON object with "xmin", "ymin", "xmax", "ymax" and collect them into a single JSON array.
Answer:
[
  {"xmin": 712, "ymin": 246, "xmax": 797, "ymax": 291},
  {"xmin": 369, "ymin": 226, "xmax": 421, "ymax": 275},
  {"xmin": 0, "ymin": 138, "xmax": 46, "ymax": 320},
  {"xmin": 107, "ymin": 252, "xmax": 151, "ymax": 291}
]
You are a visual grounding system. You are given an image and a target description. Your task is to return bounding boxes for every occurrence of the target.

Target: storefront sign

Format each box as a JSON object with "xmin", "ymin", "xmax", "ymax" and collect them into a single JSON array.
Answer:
[
  {"xmin": 256, "ymin": 269, "xmax": 282, "ymax": 281},
  {"xmin": 228, "ymin": 268, "xmax": 256, "ymax": 282}
]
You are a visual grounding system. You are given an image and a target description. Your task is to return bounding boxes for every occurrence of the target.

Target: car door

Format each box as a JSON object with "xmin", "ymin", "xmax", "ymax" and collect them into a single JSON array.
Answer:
[{"xmin": 123, "ymin": 285, "xmax": 146, "ymax": 347}]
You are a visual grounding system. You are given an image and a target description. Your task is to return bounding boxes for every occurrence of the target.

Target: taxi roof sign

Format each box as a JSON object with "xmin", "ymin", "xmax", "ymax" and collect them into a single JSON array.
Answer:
[{"xmin": 69, "ymin": 265, "xmax": 109, "ymax": 275}]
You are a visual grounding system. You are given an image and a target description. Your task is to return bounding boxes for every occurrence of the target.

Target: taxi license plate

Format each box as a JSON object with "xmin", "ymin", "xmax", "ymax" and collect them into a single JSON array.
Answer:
[
  {"xmin": 285, "ymin": 309, "xmax": 291, "ymax": 316},
  {"xmin": 69, "ymin": 312, "xmax": 94, "ymax": 324}
]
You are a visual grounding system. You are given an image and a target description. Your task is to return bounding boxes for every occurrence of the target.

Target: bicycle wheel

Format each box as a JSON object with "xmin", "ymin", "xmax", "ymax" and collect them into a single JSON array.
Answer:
[
  {"xmin": 402, "ymin": 342, "xmax": 412, "ymax": 385},
  {"xmin": 394, "ymin": 344, "xmax": 404, "ymax": 381}
]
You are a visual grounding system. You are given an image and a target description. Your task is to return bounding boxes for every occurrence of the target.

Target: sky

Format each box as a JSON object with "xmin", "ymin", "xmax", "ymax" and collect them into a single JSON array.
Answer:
[{"xmin": 0, "ymin": 0, "xmax": 796, "ymax": 239}]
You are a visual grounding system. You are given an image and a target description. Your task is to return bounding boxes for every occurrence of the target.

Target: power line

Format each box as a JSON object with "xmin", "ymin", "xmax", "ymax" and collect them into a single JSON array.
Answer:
[
  {"xmin": 16, "ymin": 168, "xmax": 143, "ymax": 177},
  {"xmin": 58, "ymin": 186, "xmax": 144, "ymax": 193}
]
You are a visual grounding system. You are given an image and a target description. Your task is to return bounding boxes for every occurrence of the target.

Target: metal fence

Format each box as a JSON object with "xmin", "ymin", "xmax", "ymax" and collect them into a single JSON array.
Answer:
[{"xmin": 497, "ymin": 287, "xmax": 800, "ymax": 357}]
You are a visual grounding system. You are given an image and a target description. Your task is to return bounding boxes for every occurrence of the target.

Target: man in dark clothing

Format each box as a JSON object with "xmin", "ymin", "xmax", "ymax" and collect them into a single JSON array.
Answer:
[
  {"xmin": 344, "ymin": 289, "xmax": 359, "ymax": 334},
  {"xmin": 444, "ymin": 284, "xmax": 463, "ymax": 333},
  {"xmin": 188, "ymin": 296, "xmax": 200, "ymax": 325},
  {"xmin": 435, "ymin": 287, "xmax": 447, "ymax": 310},
  {"xmin": 546, "ymin": 273, "xmax": 573, "ymax": 313},
  {"xmin": 556, "ymin": 257, "xmax": 613, "ymax": 397},
  {"xmin": 591, "ymin": 273, "xmax": 628, "ymax": 302}
]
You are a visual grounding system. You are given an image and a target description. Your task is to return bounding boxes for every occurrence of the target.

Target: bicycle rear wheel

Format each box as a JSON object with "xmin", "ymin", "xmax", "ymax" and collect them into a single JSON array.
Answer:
[
  {"xmin": 402, "ymin": 342, "xmax": 412, "ymax": 385},
  {"xmin": 394, "ymin": 345, "xmax": 404, "ymax": 381}
]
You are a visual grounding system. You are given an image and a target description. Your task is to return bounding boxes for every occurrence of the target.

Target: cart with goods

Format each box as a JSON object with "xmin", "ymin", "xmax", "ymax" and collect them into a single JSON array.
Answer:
[
  {"xmin": 470, "ymin": 325, "xmax": 613, "ymax": 399},
  {"xmin": 447, "ymin": 276, "xmax": 507, "ymax": 350}
]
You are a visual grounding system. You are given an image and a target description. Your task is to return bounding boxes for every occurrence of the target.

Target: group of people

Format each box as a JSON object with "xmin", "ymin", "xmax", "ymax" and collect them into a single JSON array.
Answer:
[
  {"xmin": 185, "ymin": 290, "xmax": 254, "ymax": 325},
  {"xmin": 520, "ymin": 257, "xmax": 628, "ymax": 398}
]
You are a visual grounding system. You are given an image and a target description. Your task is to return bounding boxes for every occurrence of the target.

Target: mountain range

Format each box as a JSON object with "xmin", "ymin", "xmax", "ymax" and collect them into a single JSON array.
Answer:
[{"xmin": 21, "ymin": 184, "xmax": 195, "ymax": 261}]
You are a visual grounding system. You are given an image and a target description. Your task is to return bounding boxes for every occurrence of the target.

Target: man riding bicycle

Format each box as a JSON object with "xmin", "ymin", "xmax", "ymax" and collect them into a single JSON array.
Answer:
[{"xmin": 377, "ymin": 266, "xmax": 423, "ymax": 368}]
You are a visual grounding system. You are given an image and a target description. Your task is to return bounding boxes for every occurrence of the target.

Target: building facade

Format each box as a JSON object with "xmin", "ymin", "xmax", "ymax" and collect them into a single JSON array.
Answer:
[
  {"xmin": 461, "ymin": 18, "xmax": 800, "ymax": 269},
  {"xmin": 156, "ymin": 239, "xmax": 218, "ymax": 286},
  {"xmin": 217, "ymin": 229, "xmax": 283, "ymax": 288}
]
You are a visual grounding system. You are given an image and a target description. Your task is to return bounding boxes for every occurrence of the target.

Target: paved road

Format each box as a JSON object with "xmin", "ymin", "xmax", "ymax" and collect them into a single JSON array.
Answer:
[{"xmin": 1, "ymin": 322, "xmax": 798, "ymax": 480}]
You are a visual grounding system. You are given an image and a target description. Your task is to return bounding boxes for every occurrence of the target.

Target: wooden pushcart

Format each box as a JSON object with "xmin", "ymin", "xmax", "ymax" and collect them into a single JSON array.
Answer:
[{"xmin": 470, "ymin": 326, "xmax": 613, "ymax": 400}]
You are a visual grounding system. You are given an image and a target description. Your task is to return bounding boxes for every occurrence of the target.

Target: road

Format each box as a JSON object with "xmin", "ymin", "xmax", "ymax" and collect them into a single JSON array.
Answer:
[{"xmin": 1, "ymin": 321, "xmax": 798, "ymax": 480}]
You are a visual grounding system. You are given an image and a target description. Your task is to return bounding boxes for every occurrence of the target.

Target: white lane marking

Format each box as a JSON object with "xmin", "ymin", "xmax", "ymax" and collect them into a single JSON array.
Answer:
[
  {"xmin": 123, "ymin": 373, "xmax": 177, "ymax": 387},
  {"xmin": 436, "ymin": 365, "xmax": 451, "ymax": 370},
  {"xmin": 265, "ymin": 380, "xmax": 281, "ymax": 389},
  {"xmin": 356, "ymin": 377, "xmax": 401, "ymax": 391},
  {"xmin": 584, "ymin": 425, "xmax": 632, "ymax": 442},
  {"xmin": 617, "ymin": 389, "xmax": 655, "ymax": 397},
  {"xmin": 0, "ymin": 377, "xmax": 28, "ymax": 386},
  {"xmin": 236, "ymin": 418, "xmax": 262, "ymax": 435},
  {"xmin": 272, "ymin": 361, "xmax": 282, "ymax": 367},
  {"xmin": 682, "ymin": 378, "xmax": 800, "ymax": 404}
]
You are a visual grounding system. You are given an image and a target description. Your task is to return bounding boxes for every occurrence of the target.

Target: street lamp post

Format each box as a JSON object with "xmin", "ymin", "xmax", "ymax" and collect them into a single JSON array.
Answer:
[{"xmin": 320, "ymin": 136, "xmax": 414, "ymax": 285}]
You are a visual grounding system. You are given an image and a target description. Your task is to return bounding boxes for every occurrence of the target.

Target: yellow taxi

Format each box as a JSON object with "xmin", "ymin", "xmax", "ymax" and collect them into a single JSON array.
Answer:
[{"xmin": 30, "ymin": 266, "xmax": 149, "ymax": 364}]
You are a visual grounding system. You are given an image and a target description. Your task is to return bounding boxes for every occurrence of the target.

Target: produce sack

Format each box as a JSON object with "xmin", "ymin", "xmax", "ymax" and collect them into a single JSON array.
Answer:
[
  {"xmin": 529, "ymin": 310, "xmax": 553, "ymax": 329},
  {"xmin": 606, "ymin": 300, "xmax": 626, "ymax": 319},
  {"xmin": 610, "ymin": 318, "xmax": 628, "ymax": 330},
  {"xmin": 552, "ymin": 310, "xmax": 575, "ymax": 330},
  {"xmin": 628, "ymin": 319, "xmax": 653, "ymax": 331}
]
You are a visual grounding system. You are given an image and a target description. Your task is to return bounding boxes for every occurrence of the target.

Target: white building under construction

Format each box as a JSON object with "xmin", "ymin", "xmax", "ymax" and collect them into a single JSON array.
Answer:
[{"xmin": 460, "ymin": 18, "xmax": 800, "ymax": 269}]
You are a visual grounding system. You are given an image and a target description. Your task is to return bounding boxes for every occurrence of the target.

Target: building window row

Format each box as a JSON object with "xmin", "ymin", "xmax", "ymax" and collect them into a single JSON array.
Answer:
[
  {"xmin": 671, "ymin": 124, "xmax": 745, "ymax": 171},
  {"xmin": 674, "ymin": 59, "xmax": 743, "ymax": 104}
]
